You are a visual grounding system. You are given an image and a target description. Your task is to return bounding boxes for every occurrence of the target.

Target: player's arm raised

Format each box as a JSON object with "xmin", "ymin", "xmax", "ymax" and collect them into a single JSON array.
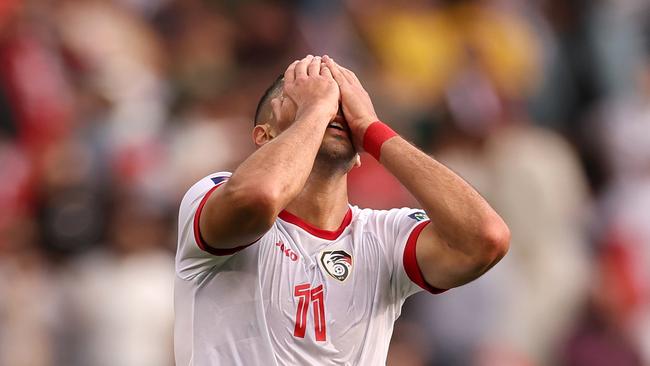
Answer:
[
  {"xmin": 324, "ymin": 56, "xmax": 510, "ymax": 290},
  {"xmin": 199, "ymin": 56, "xmax": 340, "ymax": 249}
]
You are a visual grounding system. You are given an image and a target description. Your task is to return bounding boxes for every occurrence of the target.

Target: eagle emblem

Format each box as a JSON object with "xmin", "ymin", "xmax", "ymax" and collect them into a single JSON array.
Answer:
[{"xmin": 320, "ymin": 250, "xmax": 352, "ymax": 282}]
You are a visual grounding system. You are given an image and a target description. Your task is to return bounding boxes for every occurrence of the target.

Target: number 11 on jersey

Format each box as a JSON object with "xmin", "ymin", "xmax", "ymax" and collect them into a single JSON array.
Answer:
[{"xmin": 293, "ymin": 284, "xmax": 326, "ymax": 341}]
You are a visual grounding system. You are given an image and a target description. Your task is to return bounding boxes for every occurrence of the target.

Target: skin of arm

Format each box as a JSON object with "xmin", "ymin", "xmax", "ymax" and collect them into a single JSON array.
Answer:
[
  {"xmin": 199, "ymin": 55, "xmax": 340, "ymax": 248},
  {"xmin": 324, "ymin": 56, "xmax": 510, "ymax": 290}
]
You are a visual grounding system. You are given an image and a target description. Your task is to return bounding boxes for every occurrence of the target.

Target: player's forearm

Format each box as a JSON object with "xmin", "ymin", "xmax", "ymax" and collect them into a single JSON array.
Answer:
[
  {"xmin": 323, "ymin": 55, "xmax": 508, "ymax": 286},
  {"xmin": 224, "ymin": 109, "xmax": 330, "ymax": 214},
  {"xmin": 380, "ymin": 136, "xmax": 510, "ymax": 258},
  {"xmin": 200, "ymin": 110, "xmax": 330, "ymax": 248}
]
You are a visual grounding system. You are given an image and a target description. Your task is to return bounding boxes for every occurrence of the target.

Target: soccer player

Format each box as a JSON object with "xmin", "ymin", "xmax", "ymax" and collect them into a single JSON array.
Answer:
[{"xmin": 174, "ymin": 55, "xmax": 510, "ymax": 365}]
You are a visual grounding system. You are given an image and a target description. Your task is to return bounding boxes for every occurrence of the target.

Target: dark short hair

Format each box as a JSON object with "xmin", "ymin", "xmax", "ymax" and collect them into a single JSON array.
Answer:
[{"xmin": 254, "ymin": 74, "xmax": 284, "ymax": 125}]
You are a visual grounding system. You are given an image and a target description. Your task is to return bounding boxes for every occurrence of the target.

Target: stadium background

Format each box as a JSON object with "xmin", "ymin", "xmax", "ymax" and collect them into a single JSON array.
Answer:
[{"xmin": 1, "ymin": 0, "xmax": 650, "ymax": 365}]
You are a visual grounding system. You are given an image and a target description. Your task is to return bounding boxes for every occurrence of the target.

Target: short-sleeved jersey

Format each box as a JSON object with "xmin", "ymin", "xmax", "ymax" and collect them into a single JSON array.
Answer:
[{"xmin": 174, "ymin": 172, "xmax": 442, "ymax": 366}]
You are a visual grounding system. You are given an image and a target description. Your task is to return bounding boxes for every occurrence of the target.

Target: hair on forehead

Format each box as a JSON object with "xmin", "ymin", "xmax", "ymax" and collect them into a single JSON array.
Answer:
[{"xmin": 254, "ymin": 74, "xmax": 285, "ymax": 126}]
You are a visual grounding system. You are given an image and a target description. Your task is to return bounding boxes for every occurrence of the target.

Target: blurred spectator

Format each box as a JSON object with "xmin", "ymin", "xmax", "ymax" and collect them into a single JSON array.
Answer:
[
  {"xmin": 166, "ymin": 112, "xmax": 253, "ymax": 196},
  {"xmin": 55, "ymin": 0, "xmax": 169, "ymax": 190},
  {"xmin": 37, "ymin": 135, "xmax": 105, "ymax": 256},
  {"xmin": 0, "ymin": 214, "xmax": 63, "ymax": 366},
  {"xmin": 587, "ymin": 29, "xmax": 650, "ymax": 364},
  {"xmin": 0, "ymin": 0, "xmax": 74, "ymax": 157},
  {"xmin": 62, "ymin": 196, "xmax": 174, "ymax": 366},
  {"xmin": 0, "ymin": 139, "xmax": 32, "ymax": 245},
  {"xmin": 352, "ymin": 0, "xmax": 540, "ymax": 112},
  {"xmin": 411, "ymin": 54, "xmax": 591, "ymax": 366},
  {"xmin": 154, "ymin": 0, "xmax": 237, "ymax": 105}
]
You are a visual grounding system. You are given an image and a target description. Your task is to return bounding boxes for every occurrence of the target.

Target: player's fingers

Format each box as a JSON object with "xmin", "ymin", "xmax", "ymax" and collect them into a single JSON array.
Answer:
[
  {"xmin": 295, "ymin": 55, "xmax": 313, "ymax": 79},
  {"xmin": 284, "ymin": 60, "xmax": 299, "ymax": 83},
  {"xmin": 326, "ymin": 56, "xmax": 355, "ymax": 84},
  {"xmin": 323, "ymin": 56, "xmax": 347, "ymax": 85},
  {"xmin": 342, "ymin": 68, "xmax": 360, "ymax": 84},
  {"xmin": 320, "ymin": 64, "xmax": 333, "ymax": 79},
  {"xmin": 307, "ymin": 56, "xmax": 321, "ymax": 76},
  {"xmin": 333, "ymin": 61, "xmax": 357, "ymax": 84}
]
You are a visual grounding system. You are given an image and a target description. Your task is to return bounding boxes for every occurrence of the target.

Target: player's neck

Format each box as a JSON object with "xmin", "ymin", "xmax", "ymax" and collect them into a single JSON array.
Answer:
[{"xmin": 284, "ymin": 171, "xmax": 349, "ymax": 232}]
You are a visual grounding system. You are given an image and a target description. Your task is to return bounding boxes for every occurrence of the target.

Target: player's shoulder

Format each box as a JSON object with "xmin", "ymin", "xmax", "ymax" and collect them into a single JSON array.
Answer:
[
  {"xmin": 193, "ymin": 171, "xmax": 232, "ymax": 189},
  {"xmin": 184, "ymin": 171, "xmax": 232, "ymax": 194},
  {"xmin": 351, "ymin": 206, "xmax": 429, "ymax": 227},
  {"xmin": 179, "ymin": 171, "xmax": 232, "ymax": 209}
]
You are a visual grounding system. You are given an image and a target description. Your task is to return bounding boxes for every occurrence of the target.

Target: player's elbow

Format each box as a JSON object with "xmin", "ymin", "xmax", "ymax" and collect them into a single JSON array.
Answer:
[
  {"xmin": 478, "ymin": 216, "xmax": 510, "ymax": 265},
  {"xmin": 198, "ymin": 183, "xmax": 280, "ymax": 247},
  {"xmin": 224, "ymin": 183, "xmax": 282, "ymax": 227},
  {"xmin": 250, "ymin": 189, "xmax": 284, "ymax": 226}
]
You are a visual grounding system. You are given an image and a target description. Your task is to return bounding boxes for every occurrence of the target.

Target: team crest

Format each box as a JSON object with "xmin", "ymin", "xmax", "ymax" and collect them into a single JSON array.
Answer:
[
  {"xmin": 408, "ymin": 210, "xmax": 428, "ymax": 222},
  {"xmin": 320, "ymin": 250, "xmax": 352, "ymax": 282}
]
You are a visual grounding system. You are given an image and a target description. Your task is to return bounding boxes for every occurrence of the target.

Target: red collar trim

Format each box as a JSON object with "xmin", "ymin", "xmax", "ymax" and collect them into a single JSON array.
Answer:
[{"xmin": 278, "ymin": 207, "xmax": 353, "ymax": 240}]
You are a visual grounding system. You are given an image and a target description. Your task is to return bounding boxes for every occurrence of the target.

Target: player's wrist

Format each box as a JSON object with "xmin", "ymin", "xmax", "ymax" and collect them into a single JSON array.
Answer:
[
  {"xmin": 349, "ymin": 116, "xmax": 374, "ymax": 145},
  {"xmin": 361, "ymin": 121, "xmax": 398, "ymax": 161}
]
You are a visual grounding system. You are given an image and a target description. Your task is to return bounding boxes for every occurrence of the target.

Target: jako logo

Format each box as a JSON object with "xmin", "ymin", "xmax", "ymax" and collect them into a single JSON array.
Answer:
[{"xmin": 276, "ymin": 241, "xmax": 298, "ymax": 262}]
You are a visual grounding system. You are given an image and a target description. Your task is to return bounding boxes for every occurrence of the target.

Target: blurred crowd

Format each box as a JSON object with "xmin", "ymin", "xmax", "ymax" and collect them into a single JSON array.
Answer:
[{"xmin": 1, "ymin": 0, "xmax": 650, "ymax": 365}]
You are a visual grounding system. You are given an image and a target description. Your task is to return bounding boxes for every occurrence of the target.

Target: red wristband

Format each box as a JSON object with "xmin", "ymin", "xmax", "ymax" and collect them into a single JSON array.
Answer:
[{"xmin": 362, "ymin": 121, "xmax": 398, "ymax": 161}]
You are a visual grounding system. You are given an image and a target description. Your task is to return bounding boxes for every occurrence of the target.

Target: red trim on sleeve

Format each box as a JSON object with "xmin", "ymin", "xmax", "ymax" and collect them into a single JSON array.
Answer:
[
  {"xmin": 403, "ymin": 220, "xmax": 447, "ymax": 294},
  {"xmin": 192, "ymin": 182, "xmax": 256, "ymax": 256},
  {"xmin": 278, "ymin": 208, "xmax": 352, "ymax": 240}
]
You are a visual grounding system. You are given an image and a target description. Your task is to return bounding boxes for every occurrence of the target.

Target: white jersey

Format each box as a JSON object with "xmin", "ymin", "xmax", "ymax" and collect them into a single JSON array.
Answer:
[{"xmin": 174, "ymin": 172, "xmax": 442, "ymax": 366}]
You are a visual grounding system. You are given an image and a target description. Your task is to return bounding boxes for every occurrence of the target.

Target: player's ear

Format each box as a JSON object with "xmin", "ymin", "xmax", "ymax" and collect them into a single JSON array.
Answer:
[
  {"xmin": 253, "ymin": 124, "xmax": 276, "ymax": 147},
  {"xmin": 354, "ymin": 153, "xmax": 361, "ymax": 168},
  {"xmin": 346, "ymin": 153, "xmax": 361, "ymax": 173}
]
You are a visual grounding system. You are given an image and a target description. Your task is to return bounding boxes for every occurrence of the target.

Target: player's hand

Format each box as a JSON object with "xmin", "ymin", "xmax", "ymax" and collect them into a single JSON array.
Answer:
[
  {"xmin": 281, "ymin": 55, "xmax": 340, "ymax": 126},
  {"xmin": 323, "ymin": 56, "xmax": 378, "ymax": 149}
]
